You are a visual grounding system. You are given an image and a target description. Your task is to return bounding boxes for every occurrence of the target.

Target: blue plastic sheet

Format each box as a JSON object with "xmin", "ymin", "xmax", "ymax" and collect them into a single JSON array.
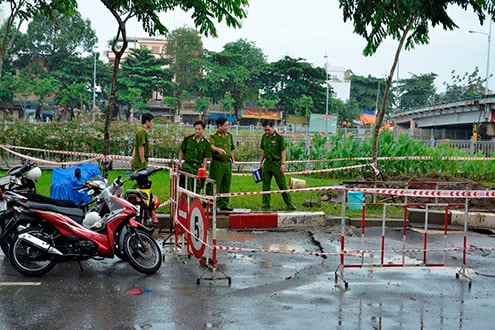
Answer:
[{"xmin": 50, "ymin": 164, "xmax": 101, "ymax": 205}]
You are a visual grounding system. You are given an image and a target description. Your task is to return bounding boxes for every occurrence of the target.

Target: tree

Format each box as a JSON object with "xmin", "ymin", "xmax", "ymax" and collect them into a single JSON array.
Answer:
[
  {"xmin": 57, "ymin": 82, "xmax": 90, "ymax": 110},
  {"xmin": 293, "ymin": 95, "xmax": 314, "ymax": 125},
  {"xmin": 15, "ymin": 10, "xmax": 96, "ymax": 72},
  {"xmin": 338, "ymin": 0, "xmax": 495, "ymax": 169},
  {"xmin": 393, "ymin": 73, "xmax": 437, "ymax": 109},
  {"xmin": 119, "ymin": 87, "xmax": 147, "ymax": 117},
  {"xmin": 99, "ymin": 0, "xmax": 249, "ymax": 176},
  {"xmin": 165, "ymin": 27, "xmax": 203, "ymax": 94},
  {"xmin": 350, "ymin": 75, "xmax": 387, "ymax": 112},
  {"xmin": 328, "ymin": 98, "xmax": 347, "ymax": 123},
  {"xmin": 0, "ymin": 72, "xmax": 15, "ymax": 102},
  {"xmin": 116, "ymin": 47, "xmax": 175, "ymax": 118},
  {"xmin": 0, "ymin": 0, "xmax": 77, "ymax": 79},
  {"xmin": 7, "ymin": 7, "xmax": 105, "ymax": 112},
  {"xmin": 194, "ymin": 96, "xmax": 210, "ymax": 119},
  {"xmin": 442, "ymin": 67, "xmax": 486, "ymax": 102},
  {"xmin": 197, "ymin": 39, "xmax": 267, "ymax": 119},
  {"xmin": 31, "ymin": 76, "xmax": 59, "ymax": 119},
  {"xmin": 260, "ymin": 56, "xmax": 326, "ymax": 115},
  {"xmin": 220, "ymin": 91, "xmax": 235, "ymax": 116},
  {"xmin": 177, "ymin": 90, "xmax": 191, "ymax": 119}
]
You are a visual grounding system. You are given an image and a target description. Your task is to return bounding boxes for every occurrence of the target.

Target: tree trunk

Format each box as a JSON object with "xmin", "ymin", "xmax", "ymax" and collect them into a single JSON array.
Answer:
[
  {"xmin": 371, "ymin": 21, "xmax": 413, "ymax": 178},
  {"xmin": 101, "ymin": 1, "xmax": 129, "ymax": 177}
]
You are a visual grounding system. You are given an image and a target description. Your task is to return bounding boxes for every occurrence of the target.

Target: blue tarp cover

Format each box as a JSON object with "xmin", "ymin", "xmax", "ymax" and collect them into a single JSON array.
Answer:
[
  {"xmin": 50, "ymin": 164, "xmax": 101, "ymax": 205},
  {"xmin": 206, "ymin": 113, "xmax": 235, "ymax": 123}
]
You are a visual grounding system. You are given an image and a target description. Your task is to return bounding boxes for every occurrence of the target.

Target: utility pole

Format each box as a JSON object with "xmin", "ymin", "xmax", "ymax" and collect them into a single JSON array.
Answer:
[
  {"xmin": 93, "ymin": 50, "xmax": 97, "ymax": 110},
  {"xmin": 324, "ymin": 54, "xmax": 329, "ymax": 135}
]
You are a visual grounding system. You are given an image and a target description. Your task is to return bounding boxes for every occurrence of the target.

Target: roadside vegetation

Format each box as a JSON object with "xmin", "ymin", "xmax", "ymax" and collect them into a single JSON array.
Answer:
[{"xmin": 1, "ymin": 123, "xmax": 493, "ymax": 217}]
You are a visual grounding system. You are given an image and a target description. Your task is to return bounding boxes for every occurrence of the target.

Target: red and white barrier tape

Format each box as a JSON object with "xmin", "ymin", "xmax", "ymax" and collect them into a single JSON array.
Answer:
[
  {"xmin": 351, "ymin": 187, "xmax": 495, "ymax": 198},
  {"xmin": 157, "ymin": 198, "xmax": 172, "ymax": 209},
  {"xmin": 234, "ymin": 155, "xmax": 495, "ymax": 165},
  {"xmin": 232, "ymin": 163, "xmax": 371, "ymax": 177},
  {"xmin": 215, "ymin": 185, "xmax": 495, "ymax": 199},
  {"xmin": 174, "ymin": 215, "xmax": 211, "ymax": 250},
  {"xmin": 1, "ymin": 144, "xmax": 174, "ymax": 168},
  {"xmin": 0, "ymin": 145, "xmax": 102, "ymax": 166}
]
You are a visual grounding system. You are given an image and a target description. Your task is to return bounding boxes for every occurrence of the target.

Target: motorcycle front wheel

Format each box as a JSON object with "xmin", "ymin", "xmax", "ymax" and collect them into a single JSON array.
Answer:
[
  {"xmin": 0, "ymin": 209, "xmax": 15, "ymax": 256},
  {"xmin": 123, "ymin": 231, "xmax": 161, "ymax": 274},
  {"xmin": 9, "ymin": 227, "xmax": 56, "ymax": 276}
]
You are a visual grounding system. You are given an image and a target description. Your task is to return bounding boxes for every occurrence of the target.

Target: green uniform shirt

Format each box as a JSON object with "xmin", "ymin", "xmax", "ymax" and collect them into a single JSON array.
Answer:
[
  {"xmin": 260, "ymin": 130, "xmax": 285, "ymax": 161},
  {"xmin": 210, "ymin": 130, "xmax": 235, "ymax": 162},
  {"xmin": 179, "ymin": 134, "xmax": 212, "ymax": 167},
  {"xmin": 132, "ymin": 126, "xmax": 150, "ymax": 169}
]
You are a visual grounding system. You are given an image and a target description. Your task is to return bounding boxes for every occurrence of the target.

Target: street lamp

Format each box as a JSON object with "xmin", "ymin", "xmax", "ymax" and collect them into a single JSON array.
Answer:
[
  {"xmin": 324, "ymin": 54, "xmax": 329, "ymax": 135},
  {"xmin": 469, "ymin": 19, "xmax": 492, "ymax": 95},
  {"xmin": 93, "ymin": 50, "xmax": 97, "ymax": 110}
]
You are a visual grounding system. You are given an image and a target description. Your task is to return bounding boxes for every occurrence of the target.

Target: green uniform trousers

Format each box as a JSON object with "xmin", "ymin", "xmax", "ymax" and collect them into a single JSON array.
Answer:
[
  {"xmin": 208, "ymin": 160, "xmax": 232, "ymax": 209},
  {"xmin": 180, "ymin": 162, "xmax": 203, "ymax": 193},
  {"xmin": 262, "ymin": 159, "xmax": 292, "ymax": 208}
]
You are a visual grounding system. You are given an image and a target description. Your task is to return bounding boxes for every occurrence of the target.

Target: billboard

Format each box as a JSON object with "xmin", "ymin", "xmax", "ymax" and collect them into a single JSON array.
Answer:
[{"xmin": 309, "ymin": 113, "xmax": 338, "ymax": 134}]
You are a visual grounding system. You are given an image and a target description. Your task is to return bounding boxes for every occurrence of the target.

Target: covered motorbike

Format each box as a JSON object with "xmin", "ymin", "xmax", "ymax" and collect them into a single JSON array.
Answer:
[{"xmin": 1, "ymin": 177, "xmax": 162, "ymax": 276}]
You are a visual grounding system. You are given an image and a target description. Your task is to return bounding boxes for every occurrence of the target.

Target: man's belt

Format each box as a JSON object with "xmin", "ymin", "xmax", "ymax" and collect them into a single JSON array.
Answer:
[
  {"xmin": 265, "ymin": 158, "xmax": 280, "ymax": 162},
  {"xmin": 185, "ymin": 161, "xmax": 201, "ymax": 167},
  {"xmin": 212, "ymin": 158, "xmax": 230, "ymax": 163}
]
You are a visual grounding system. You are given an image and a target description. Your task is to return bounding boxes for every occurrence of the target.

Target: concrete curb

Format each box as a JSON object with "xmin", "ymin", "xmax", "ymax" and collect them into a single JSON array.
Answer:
[
  {"xmin": 229, "ymin": 211, "xmax": 326, "ymax": 229},
  {"xmin": 158, "ymin": 208, "xmax": 495, "ymax": 231}
]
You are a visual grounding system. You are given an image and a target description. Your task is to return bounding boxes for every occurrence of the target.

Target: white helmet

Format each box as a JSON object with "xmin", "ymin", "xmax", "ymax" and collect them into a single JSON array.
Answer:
[
  {"xmin": 82, "ymin": 212, "xmax": 102, "ymax": 229},
  {"xmin": 26, "ymin": 167, "xmax": 42, "ymax": 181}
]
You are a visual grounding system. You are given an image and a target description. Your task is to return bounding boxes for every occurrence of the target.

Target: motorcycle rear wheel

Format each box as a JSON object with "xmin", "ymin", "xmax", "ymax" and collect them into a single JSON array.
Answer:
[
  {"xmin": 123, "ymin": 231, "xmax": 161, "ymax": 274},
  {"xmin": 9, "ymin": 227, "xmax": 56, "ymax": 276},
  {"xmin": 1, "ymin": 217, "xmax": 42, "ymax": 258}
]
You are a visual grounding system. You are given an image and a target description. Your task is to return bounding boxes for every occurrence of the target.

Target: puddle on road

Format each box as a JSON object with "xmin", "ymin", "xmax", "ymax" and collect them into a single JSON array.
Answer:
[
  {"xmin": 215, "ymin": 230, "xmax": 306, "ymax": 252},
  {"xmin": 260, "ymin": 243, "xmax": 305, "ymax": 252},
  {"xmin": 214, "ymin": 230, "xmax": 257, "ymax": 242}
]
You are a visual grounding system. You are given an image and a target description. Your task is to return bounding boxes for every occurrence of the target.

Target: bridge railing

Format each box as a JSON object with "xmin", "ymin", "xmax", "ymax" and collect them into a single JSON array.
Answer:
[{"xmin": 393, "ymin": 94, "xmax": 495, "ymax": 114}]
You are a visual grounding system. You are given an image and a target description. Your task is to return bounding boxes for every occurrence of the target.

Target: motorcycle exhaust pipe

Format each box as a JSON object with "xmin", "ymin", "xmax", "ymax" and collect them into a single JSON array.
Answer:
[{"xmin": 18, "ymin": 233, "xmax": 63, "ymax": 256}]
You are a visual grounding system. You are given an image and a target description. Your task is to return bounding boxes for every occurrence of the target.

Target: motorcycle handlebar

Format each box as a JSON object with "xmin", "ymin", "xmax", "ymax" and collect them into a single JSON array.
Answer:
[{"xmin": 129, "ymin": 167, "xmax": 163, "ymax": 181}]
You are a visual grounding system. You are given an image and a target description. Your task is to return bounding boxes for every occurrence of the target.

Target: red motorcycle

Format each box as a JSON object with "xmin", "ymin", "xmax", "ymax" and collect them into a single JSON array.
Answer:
[{"xmin": 3, "ymin": 177, "xmax": 162, "ymax": 276}]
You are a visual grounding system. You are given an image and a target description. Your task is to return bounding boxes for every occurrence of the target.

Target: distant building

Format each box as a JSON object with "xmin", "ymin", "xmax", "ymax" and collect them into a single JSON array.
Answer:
[
  {"xmin": 327, "ymin": 66, "xmax": 352, "ymax": 102},
  {"xmin": 106, "ymin": 37, "xmax": 167, "ymax": 63}
]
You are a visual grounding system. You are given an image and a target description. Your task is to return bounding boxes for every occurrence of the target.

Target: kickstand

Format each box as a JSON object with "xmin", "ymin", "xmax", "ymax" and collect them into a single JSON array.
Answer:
[{"xmin": 78, "ymin": 261, "xmax": 84, "ymax": 272}]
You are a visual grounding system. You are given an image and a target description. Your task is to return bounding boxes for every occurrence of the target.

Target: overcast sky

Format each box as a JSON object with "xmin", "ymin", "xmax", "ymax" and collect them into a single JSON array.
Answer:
[{"xmin": 77, "ymin": 0, "xmax": 494, "ymax": 92}]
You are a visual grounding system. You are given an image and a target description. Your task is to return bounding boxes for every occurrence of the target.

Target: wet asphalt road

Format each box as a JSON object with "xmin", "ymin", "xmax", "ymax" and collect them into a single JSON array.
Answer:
[{"xmin": 0, "ymin": 226, "xmax": 495, "ymax": 329}]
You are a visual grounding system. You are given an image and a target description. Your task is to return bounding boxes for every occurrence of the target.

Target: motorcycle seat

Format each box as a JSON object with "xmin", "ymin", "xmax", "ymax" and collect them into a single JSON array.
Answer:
[
  {"xmin": 23, "ymin": 192, "xmax": 77, "ymax": 208},
  {"xmin": 24, "ymin": 201, "xmax": 85, "ymax": 222}
]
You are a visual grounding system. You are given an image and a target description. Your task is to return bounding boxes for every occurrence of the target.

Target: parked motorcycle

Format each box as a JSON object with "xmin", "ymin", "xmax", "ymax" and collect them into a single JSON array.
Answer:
[
  {"xmin": 0, "ymin": 175, "xmax": 108, "ymax": 256},
  {"xmin": 123, "ymin": 167, "xmax": 163, "ymax": 235},
  {"xmin": 0, "ymin": 160, "xmax": 41, "ymax": 211},
  {"xmin": 0, "ymin": 161, "xmax": 43, "ymax": 253},
  {"xmin": 2, "ymin": 176, "xmax": 162, "ymax": 276}
]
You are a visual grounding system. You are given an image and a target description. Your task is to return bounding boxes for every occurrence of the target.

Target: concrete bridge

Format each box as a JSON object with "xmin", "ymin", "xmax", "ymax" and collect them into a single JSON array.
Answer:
[{"xmin": 392, "ymin": 96, "xmax": 495, "ymax": 139}]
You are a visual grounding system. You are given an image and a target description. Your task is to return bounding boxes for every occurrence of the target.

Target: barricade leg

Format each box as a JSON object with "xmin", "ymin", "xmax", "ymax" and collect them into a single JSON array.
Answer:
[
  {"xmin": 335, "ymin": 197, "xmax": 349, "ymax": 290},
  {"xmin": 197, "ymin": 181, "xmax": 231, "ymax": 285},
  {"xmin": 456, "ymin": 201, "xmax": 472, "ymax": 288}
]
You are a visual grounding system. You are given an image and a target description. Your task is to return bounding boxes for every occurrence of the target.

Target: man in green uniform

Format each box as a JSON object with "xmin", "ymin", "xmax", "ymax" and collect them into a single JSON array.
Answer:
[
  {"xmin": 131, "ymin": 113, "xmax": 154, "ymax": 170},
  {"xmin": 178, "ymin": 120, "xmax": 212, "ymax": 191},
  {"xmin": 209, "ymin": 116, "xmax": 235, "ymax": 211},
  {"xmin": 259, "ymin": 119, "xmax": 296, "ymax": 211}
]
